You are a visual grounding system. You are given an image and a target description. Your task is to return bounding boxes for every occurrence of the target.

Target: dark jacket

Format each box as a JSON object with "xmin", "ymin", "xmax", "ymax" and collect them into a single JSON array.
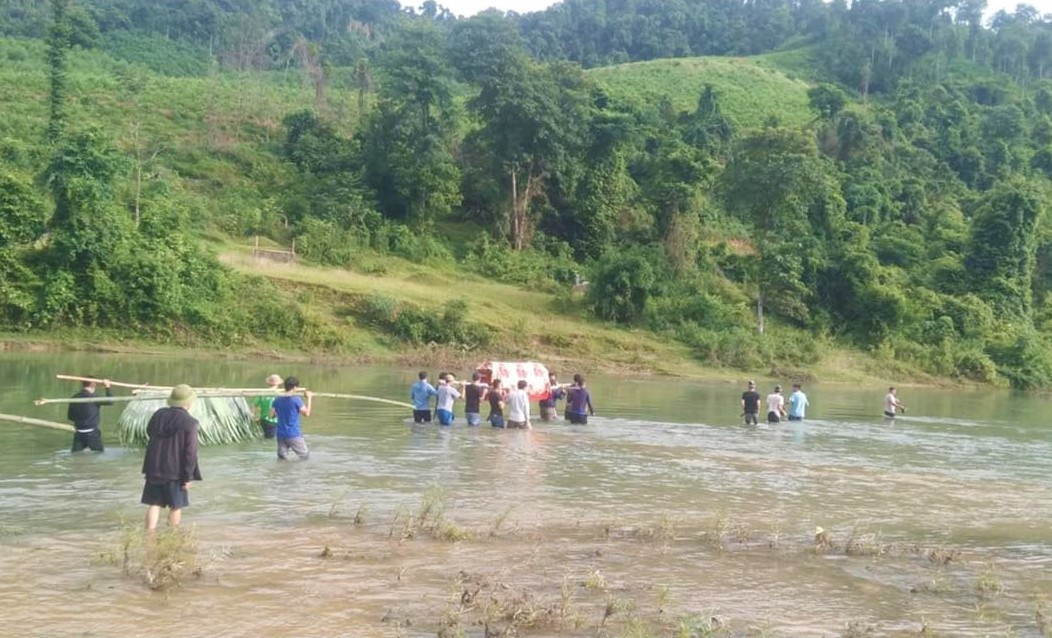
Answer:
[
  {"xmin": 67, "ymin": 388, "xmax": 114, "ymax": 430},
  {"xmin": 141, "ymin": 407, "xmax": 202, "ymax": 484}
]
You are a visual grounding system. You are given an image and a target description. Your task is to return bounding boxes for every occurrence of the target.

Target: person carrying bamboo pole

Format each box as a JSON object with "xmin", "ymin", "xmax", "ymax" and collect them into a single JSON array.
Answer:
[
  {"xmin": 271, "ymin": 376, "xmax": 313, "ymax": 460},
  {"xmin": 68, "ymin": 378, "xmax": 114, "ymax": 453},
  {"xmin": 251, "ymin": 374, "xmax": 283, "ymax": 439},
  {"xmin": 141, "ymin": 385, "xmax": 202, "ymax": 531}
]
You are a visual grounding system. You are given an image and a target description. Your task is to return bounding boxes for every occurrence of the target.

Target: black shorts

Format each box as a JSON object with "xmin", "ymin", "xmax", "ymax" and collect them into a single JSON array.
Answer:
[
  {"xmin": 71, "ymin": 429, "xmax": 104, "ymax": 453},
  {"xmin": 787, "ymin": 415, "xmax": 803, "ymax": 422},
  {"xmin": 413, "ymin": 409, "xmax": 432, "ymax": 423},
  {"xmin": 567, "ymin": 413, "xmax": 588, "ymax": 425},
  {"xmin": 260, "ymin": 420, "xmax": 276, "ymax": 439},
  {"xmin": 744, "ymin": 412, "xmax": 758, "ymax": 425},
  {"xmin": 141, "ymin": 480, "xmax": 190, "ymax": 509},
  {"xmin": 767, "ymin": 411, "xmax": 780, "ymax": 424},
  {"xmin": 883, "ymin": 411, "xmax": 896, "ymax": 418}
]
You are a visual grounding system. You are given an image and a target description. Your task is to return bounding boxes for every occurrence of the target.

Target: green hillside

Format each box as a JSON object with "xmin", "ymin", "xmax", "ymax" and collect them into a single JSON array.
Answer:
[{"xmin": 588, "ymin": 54, "xmax": 814, "ymax": 128}]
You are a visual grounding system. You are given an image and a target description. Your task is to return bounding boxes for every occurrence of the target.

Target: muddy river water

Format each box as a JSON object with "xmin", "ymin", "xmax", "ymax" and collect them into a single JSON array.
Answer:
[{"xmin": 1, "ymin": 352, "xmax": 1051, "ymax": 637}]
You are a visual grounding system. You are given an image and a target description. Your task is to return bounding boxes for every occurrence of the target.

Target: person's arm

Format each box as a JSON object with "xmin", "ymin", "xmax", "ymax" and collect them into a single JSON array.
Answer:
[
  {"xmin": 525, "ymin": 395, "xmax": 532, "ymax": 429},
  {"xmin": 67, "ymin": 400, "xmax": 75, "ymax": 423},
  {"xmin": 100, "ymin": 381, "xmax": 114, "ymax": 406},
  {"xmin": 451, "ymin": 387, "xmax": 461, "ymax": 399},
  {"xmin": 181, "ymin": 423, "xmax": 199, "ymax": 489},
  {"xmin": 428, "ymin": 383, "xmax": 437, "ymax": 397},
  {"xmin": 299, "ymin": 392, "xmax": 313, "ymax": 417}
]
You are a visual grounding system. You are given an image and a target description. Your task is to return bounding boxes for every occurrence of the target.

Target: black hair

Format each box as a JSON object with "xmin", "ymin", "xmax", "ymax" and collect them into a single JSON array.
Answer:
[
  {"xmin": 284, "ymin": 376, "xmax": 300, "ymax": 391},
  {"xmin": 418, "ymin": 371, "xmax": 428, "ymax": 380},
  {"xmin": 492, "ymin": 378, "xmax": 502, "ymax": 387},
  {"xmin": 517, "ymin": 379, "xmax": 528, "ymax": 389},
  {"xmin": 82, "ymin": 380, "xmax": 94, "ymax": 388},
  {"xmin": 573, "ymin": 373, "xmax": 583, "ymax": 384},
  {"xmin": 471, "ymin": 371, "xmax": 480, "ymax": 381}
]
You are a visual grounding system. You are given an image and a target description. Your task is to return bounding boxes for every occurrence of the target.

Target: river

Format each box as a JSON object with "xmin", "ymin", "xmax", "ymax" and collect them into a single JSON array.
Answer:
[{"xmin": 1, "ymin": 352, "xmax": 1050, "ymax": 637}]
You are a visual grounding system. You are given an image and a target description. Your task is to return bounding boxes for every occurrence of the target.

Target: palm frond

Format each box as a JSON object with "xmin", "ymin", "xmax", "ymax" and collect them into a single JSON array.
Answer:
[{"xmin": 117, "ymin": 393, "xmax": 259, "ymax": 447}]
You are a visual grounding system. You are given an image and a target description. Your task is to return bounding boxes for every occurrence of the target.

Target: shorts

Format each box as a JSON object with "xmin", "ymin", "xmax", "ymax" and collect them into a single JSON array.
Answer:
[
  {"xmin": 71, "ymin": 429, "xmax": 104, "ymax": 453},
  {"xmin": 436, "ymin": 409, "xmax": 454, "ymax": 426},
  {"xmin": 567, "ymin": 413, "xmax": 588, "ymax": 425},
  {"xmin": 489, "ymin": 415, "xmax": 505, "ymax": 428},
  {"xmin": 883, "ymin": 411, "xmax": 896, "ymax": 418},
  {"xmin": 743, "ymin": 412, "xmax": 758, "ymax": 426},
  {"xmin": 507, "ymin": 420, "xmax": 528, "ymax": 429},
  {"xmin": 465, "ymin": 412, "xmax": 481, "ymax": 427},
  {"xmin": 767, "ymin": 411, "xmax": 780, "ymax": 424},
  {"xmin": 413, "ymin": 409, "xmax": 432, "ymax": 423},
  {"xmin": 260, "ymin": 420, "xmax": 276, "ymax": 439},
  {"xmin": 540, "ymin": 406, "xmax": 557, "ymax": 422},
  {"xmin": 787, "ymin": 415, "xmax": 803, "ymax": 422},
  {"xmin": 278, "ymin": 436, "xmax": 310, "ymax": 460},
  {"xmin": 141, "ymin": 480, "xmax": 189, "ymax": 509}
]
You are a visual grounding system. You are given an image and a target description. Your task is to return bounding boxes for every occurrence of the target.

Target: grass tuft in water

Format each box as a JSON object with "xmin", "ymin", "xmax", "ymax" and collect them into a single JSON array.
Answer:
[
  {"xmin": 976, "ymin": 563, "xmax": 1005, "ymax": 598},
  {"xmin": 353, "ymin": 504, "xmax": 368, "ymax": 527},
  {"xmin": 677, "ymin": 613, "xmax": 729, "ymax": 637},
  {"xmin": 1037, "ymin": 600, "xmax": 1052, "ymax": 637},
  {"xmin": 927, "ymin": 545, "xmax": 961, "ymax": 565},
  {"xmin": 142, "ymin": 527, "xmax": 199, "ymax": 592},
  {"xmin": 584, "ymin": 568, "xmax": 607, "ymax": 591}
]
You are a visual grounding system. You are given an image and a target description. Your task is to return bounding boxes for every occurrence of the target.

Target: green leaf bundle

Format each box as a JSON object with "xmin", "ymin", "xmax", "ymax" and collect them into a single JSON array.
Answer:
[{"xmin": 117, "ymin": 392, "xmax": 259, "ymax": 447}]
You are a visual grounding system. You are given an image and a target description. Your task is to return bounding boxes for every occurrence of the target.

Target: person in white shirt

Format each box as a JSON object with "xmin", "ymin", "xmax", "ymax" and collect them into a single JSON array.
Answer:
[
  {"xmin": 766, "ymin": 385, "xmax": 786, "ymax": 424},
  {"xmin": 435, "ymin": 373, "xmax": 460, "ymax": 426},
  {"xmin": 505, "ymin": 379, "xmax": 531, "ymax": 430},
  {"xmin": 884, "ymin": 387, "xmax": 905, "ymax": 418}
]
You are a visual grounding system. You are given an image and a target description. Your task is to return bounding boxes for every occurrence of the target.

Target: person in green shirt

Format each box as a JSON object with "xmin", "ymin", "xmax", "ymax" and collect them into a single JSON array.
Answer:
[{"xmin": 252, "ymin": 374, "xmax": 282, "ymax": 439}]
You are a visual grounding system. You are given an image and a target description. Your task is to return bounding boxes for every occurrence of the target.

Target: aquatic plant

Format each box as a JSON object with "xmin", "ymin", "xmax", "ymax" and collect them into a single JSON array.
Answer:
[
  {"xmin": 142, "ymin": 527, "xmax": 199, "ymax": 592},
  {"xmin": 584, "ymin": 568, "xmax": 607, "ymax": 591},
  {"xmin": 676, "ymin": 613, "xmax": 729, "ymax": 638},
  {"xmin": 976, "ymin": 563, "xmax": 1005, "ymax": 598},
  {"xmin": 117, "ymin": 392, "xmax": 258, "ymax": 447}
]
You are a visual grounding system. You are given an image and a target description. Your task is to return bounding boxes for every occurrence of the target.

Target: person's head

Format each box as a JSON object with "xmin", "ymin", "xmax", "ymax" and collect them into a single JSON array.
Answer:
[
  {"xmin": 517, "ymin": 379, "xmax": 528, "ymax": 390},
  {"xmin": 284, "ymin": 376, "xmax": 300, "ymax": 392},
  {"xmin": 492, "ymin": 378, "xmax": 502, "ymax": 389},
  {"xmin": 418, "ymin": 371, "xmax": 428, "ymax": 381},
  {"xmin": 549, "ymin": 372, "xmax": 557, "ymax": 383},
  {"xmin": 167, "ymin": 384, "xmax": 196, "ymax": 410},
  {"xmin": 266, "ymin": 374, "xmax": 282, "ymax": 387},
  {"xmin": 82, "ymin": 380, "xmax": 96, "ymax": 391},
  {"xmin": 792, "ymin": 383, "xmax": 801, "ymax": 391},
  {"xmin": 774, "ymin": 385, "xmax": 782, "ymax": 393},
  {"xmin": 573, "ymin": 373, "xmax": 583, "ymax": 385},
  {"xmin": 747, "ymin": 380, "xmax": 756, "ymax": 390},
  {"xmin": 446, "ymin": 373, "xmax": 457, "ymax": 384},
  {"xmin": 889, "ymin": 386, "xmax": 896, "ymax": 394},
  {"xmin": 472, "ymin": 371, "xmax": 480, "ymax": 382}
]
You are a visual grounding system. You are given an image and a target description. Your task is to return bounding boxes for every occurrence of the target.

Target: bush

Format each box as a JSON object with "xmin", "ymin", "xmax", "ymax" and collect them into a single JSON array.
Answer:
[
  {"xmin": 464, "ymin": 233, "xmax": 577, "ymax": 289},
  {"xmin": 589, "ymin": 246, "xmax": 670, "ymax": 324},
  {"xmin": 359, "ymin": 295, "xmax": 490, "ymax": 351}
]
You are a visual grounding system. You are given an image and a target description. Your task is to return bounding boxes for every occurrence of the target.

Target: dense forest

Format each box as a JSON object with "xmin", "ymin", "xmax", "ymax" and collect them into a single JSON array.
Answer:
[{"xmin": 4, "ymin": 0, "xmax": 1052, "ymax": 388}]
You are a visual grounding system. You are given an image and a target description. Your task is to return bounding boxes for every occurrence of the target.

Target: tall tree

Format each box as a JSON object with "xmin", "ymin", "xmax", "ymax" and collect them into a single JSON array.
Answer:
[{"xmin": 46, "ymin": 0, "xmax": 71, "ymax": 143}]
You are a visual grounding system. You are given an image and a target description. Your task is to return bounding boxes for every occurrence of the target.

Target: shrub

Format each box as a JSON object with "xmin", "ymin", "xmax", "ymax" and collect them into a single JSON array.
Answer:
[
  {"xmin": 359, "ymin": 296, "xmax": 490, "ymax": 351},
  {"xmin": 464, "ymin": 233, "xmax": 577, "ymax": 289},
  {"xmin": 589, "ymin": 246, "xmax": 670, "ymax": 324}
]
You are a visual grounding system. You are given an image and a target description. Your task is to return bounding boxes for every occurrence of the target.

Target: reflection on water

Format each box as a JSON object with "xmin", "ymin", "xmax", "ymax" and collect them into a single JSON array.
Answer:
[{"xmin": 1, "ymin": 352, "xmax": 1051, "ymax": 636}]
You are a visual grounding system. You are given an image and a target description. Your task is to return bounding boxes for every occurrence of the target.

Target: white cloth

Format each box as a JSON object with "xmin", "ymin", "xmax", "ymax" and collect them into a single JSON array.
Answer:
[
  {"xmin": 766, "ymin": 393, "xmax": 784, "ymax": 414},
  {"xmin": 506, "ymin": 389, "xmax": 530, "ymax": 422},
  {"xmin": 437, "ymin": 385, "xmax": 460, "ymax": 411},
  {"xmin": 884, "ymin": 393, "xmax": 897, "ymax": 414}
]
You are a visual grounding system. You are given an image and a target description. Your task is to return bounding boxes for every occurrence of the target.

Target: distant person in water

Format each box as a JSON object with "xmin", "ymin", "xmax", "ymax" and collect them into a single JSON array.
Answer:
[
  {"xmin": 252, "ymin": 374, "xmax": 282, "ymax": 439},
  {"xmin": 141, "ymin": 384, "xmax": 201, "ymax": 531},
  {"xmin": 766, "ymin": 385, "xmax": 786, "ymax": 424},
  {"xmin": 787, "ymin": 384, "xmax": 808, "ymax": 421},
  {"xmin": 435, "ymin": 373, "xmax": 461, "ymax": 426},
  {"xmin": 68, "ymin": 378, "xmax": 114, "ymax": 453},
  {"xmin": 565, "ymin": 374, "xmax": 595, "ymax": 425},
  {"xmin": 740, "ymin": 380, "xmax": 760, "ymax": 426},
  {"xmin": 487, "ymin": 379, "xmax": 506, "ymax": 428},
  {"xmin": 884, "ymin": 387, "xmax": 905, "ymax": 418},
  {"xmin": 271, "ymin": 376, "xmax": 313, "ymax": 460},
  {"xmin": 463, "ymin": 372, "xmax": 486, "ymax": 427},
  {"xmin": 539, "ymin": 372, "xmax": 565, "ymax": 422},
  {"xmin": 410, "ymin": 371, "xmax": 437, "ymax": 423},
  {"xmin": 505, "ymin": 379, "xmax": 532, "ymax": 429}
]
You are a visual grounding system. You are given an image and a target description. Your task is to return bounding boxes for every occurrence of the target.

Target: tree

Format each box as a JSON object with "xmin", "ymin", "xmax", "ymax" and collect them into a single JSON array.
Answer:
[
  {"xmin": 721, "ymin": 128, "xmax": 837, "ymax": 332},
  {"xmin": 46, "ymin": 0, "xmax": 71, "ymax": 143},
  {"xmin": 965, "ymin": 178, "xmax": 1043, "ymax": 318}
]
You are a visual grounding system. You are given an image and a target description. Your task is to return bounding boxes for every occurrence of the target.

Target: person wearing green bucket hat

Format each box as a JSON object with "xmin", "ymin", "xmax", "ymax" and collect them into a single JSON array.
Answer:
[{"xmin": 141, "ymin": 384, "xmax": 203, "ymax": 531}]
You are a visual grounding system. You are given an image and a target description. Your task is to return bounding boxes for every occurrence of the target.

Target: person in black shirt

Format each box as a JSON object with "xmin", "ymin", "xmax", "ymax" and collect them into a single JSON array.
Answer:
[
  {"xmin": 740, "ymin": 380, "xmax": 761, "ymax": 426},
  {"xmin": 67, "ymin": 379, "xmax": 114, "ymax": 452},
  {"xmin": 463, "ymin": 371, "xmax": 486, "ymax": 427}
]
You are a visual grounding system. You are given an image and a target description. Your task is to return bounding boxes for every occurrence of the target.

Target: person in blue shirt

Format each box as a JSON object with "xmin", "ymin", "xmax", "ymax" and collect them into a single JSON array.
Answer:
[
  {"xmin": 270, "ymin": 376, "xmax": 313, "ymax": 460},
  {"xmin": 410, "ymin": 371, "xmax": 438, "ymax": 423},
  {"xmin": 787, "ymin": 383, "xmax": 809, "ymax": 421}
]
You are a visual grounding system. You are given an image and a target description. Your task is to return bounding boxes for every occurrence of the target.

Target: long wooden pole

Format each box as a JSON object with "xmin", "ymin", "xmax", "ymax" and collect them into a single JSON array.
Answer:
[
  {"xmin": 36, "ymin": 392, "xmax": 414, "ymax": 410},
  {"xmin": 56, "ymin": 374, "xmax": 153, "ymax": 389},
  {"xmin": 0, "ymin": 413, "xmax": 75, "ymax": 433}
]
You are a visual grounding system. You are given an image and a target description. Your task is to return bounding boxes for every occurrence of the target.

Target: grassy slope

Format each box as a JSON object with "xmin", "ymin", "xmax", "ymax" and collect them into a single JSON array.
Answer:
[
  {"xmin": 0, "ymin": 38, "xmax": 938, "ymax": 385},
  {"xmin": 587, "ymin": 51, "xmax": 815, "ymax": 128}
]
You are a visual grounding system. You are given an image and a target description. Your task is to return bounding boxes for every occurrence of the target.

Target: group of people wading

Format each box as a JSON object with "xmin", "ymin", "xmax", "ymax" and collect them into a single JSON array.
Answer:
[
  {"xmin": 410, "ymin": 370, "xmax": 596, "ymax": 430},
  {"xmin": 739, "ymin": 381, "xmax": 907, "ymax": 424}
]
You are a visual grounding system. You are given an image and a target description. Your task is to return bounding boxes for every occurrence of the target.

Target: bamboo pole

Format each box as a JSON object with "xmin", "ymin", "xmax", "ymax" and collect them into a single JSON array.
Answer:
[
  {"xmin": 36, "ymin": 391, "xmax": 414, "ymax": 410},
  {"xmin": 0, "ymin": 413, "xmax": 75, "ymax": 433},
  {"xmin": 56, "ymin": 374, "xmax": 153, "ymax": 389}
]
